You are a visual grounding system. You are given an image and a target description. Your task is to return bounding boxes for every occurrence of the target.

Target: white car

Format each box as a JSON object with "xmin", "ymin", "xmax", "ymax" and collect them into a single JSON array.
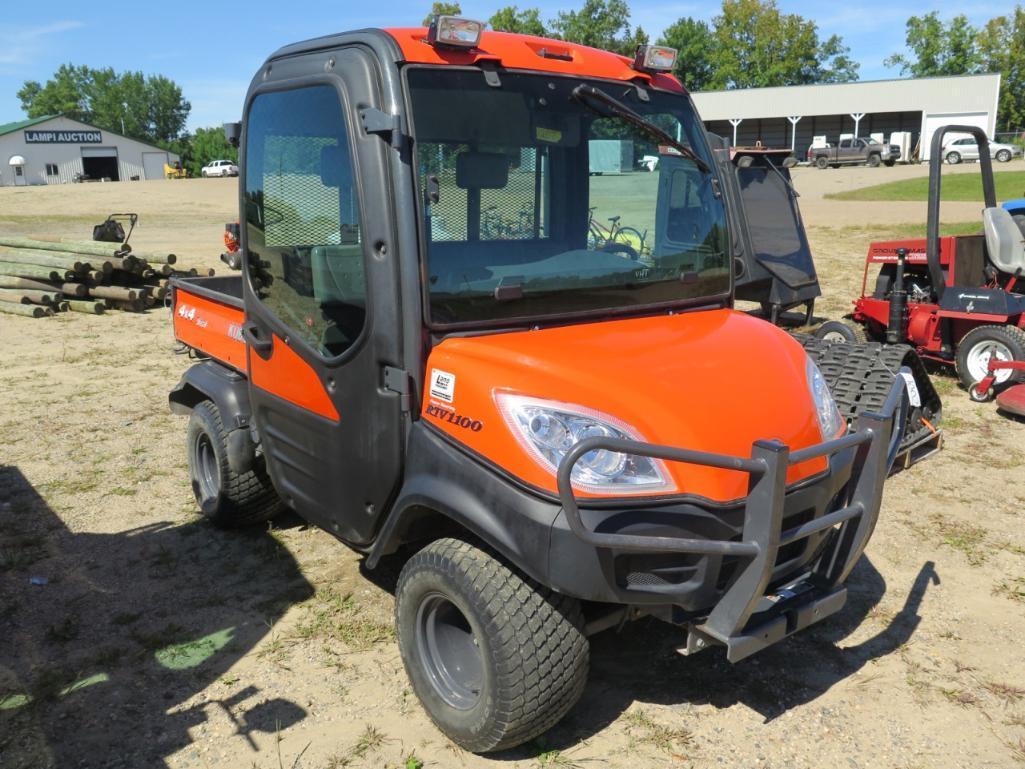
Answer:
[
  {"xmin": 201, "ymin": 159, "xmax": 239, "ymax": 177},
  {"xmin": 943, "ymin": 137, "xmax": 1022, "ymax": 164}
]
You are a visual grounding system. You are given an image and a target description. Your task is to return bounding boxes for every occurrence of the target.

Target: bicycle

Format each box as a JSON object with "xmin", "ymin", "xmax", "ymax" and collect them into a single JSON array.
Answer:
[{"xmin": 587, "ymin": 209, "xmax": 649, "ymax": 259}]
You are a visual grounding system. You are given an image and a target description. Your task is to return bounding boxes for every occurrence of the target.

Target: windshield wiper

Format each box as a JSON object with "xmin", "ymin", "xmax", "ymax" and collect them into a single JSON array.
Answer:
[{"xmin": 571, "ymin": 84, "xmax": 711, "ymax": 174}]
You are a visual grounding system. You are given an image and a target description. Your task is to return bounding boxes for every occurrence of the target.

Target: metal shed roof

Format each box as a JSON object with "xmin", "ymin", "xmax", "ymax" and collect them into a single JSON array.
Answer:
[
  {"xmin": 0, "ymin": 115, "xmax": 59, "ymax": 137},
  {"xmin": 691, "ymin": 73, "xmax": 1001, "ymax": 122}
]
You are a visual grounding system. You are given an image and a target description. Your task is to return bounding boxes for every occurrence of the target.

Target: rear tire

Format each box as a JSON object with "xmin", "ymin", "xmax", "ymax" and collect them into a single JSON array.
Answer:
[
  {"xmin": 955, "ymin": 325, "xmax": 1025, "ymax": 390},
  {"xmin": 946, "ymin": 151, "xmax": 962, "ymax": 165},
  {"xmin": 996, "ymin": 149, "xmax": 1012, "ymax": 163},
  {"xmin": 815, "ymin": 156, "xmax": 828, "ymax": 169},
  {"xmin": 814, "ymin": 320, "xmax": 867, "ymax": 344},
  {"xmin": 395, "ymin": 538, "xmax": 588, "ymax": 753},
  {"xmin": 186, "ymin": 400, "xmax": 283, "ymax": 527}
]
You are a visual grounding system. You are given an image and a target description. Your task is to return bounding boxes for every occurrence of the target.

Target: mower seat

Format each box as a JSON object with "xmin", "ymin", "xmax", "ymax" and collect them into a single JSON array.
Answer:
[{"xmin": 983, "ymin": 207, "xmax": 1025, "ymax": 276}]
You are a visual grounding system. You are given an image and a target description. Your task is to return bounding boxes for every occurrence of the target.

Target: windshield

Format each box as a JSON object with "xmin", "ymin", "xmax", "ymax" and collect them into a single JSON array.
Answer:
[{"xmin": 406, "ymin": 68, "xmax": 729, "ymax": 325}]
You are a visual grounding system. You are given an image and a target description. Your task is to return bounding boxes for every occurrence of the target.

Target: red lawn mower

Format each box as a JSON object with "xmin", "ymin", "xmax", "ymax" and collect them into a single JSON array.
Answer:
[{"xmin": 820, "ymin": 125, "xmax": 1025, "ymax": 418}]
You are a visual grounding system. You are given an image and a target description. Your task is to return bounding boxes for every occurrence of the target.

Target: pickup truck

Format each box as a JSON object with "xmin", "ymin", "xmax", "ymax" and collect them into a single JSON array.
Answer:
[{"xmin": 807, "ymin": 137, "xmax": 899, "ymax": 168}]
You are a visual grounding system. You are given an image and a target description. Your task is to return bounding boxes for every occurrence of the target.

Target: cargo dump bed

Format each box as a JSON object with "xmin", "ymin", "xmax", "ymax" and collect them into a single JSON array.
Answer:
[{"xmin": 170, "ymin": 275, "xmax": 248, "ymax": 372}]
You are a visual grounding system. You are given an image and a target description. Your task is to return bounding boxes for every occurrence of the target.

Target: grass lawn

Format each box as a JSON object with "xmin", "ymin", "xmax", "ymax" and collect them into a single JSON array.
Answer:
[{"xmin": 825, "ymin": 168, "xmax": 1025, "ymax": 202}]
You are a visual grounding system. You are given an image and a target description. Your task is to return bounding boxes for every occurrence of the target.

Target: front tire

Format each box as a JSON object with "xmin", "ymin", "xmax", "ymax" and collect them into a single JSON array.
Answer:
[
  {"xmin": 955, "ymin": 325, "xmax": 1025, "ymax": 390},
  {"xmin": 395, "ymin": 539, "xmax": 588, "ymax": 753},
  {"xmin": 946, "ymin": 151, "xmax": 962, "ymax": 165},
  {"xmin": 884, "ymin": 159, "xmax": 896, "ymax": 167},
  {"xmin": 186, "ymin": 400, "xmax": 283, "ymax": 527},
  {"xmin": 867, "ymin": 154, "xmax": 881, "ymax": 167},
  {"xmin": 996, "ymin": 149, "xmax": 1012, "ymax": 163},
  {"xmin": 814, "ymin": 320, "xmax": 867, "ymax": 343}
]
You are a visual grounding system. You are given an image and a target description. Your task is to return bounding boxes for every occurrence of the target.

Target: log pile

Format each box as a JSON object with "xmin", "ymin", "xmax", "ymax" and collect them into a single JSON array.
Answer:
[{"xmin": 0, "ymin": 236, "xmax": 213, "ymax": 318}]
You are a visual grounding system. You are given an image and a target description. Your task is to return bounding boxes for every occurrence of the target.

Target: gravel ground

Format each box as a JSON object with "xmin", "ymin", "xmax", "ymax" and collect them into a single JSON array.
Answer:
[{"xmin": 1, "ymin": 170, "xmax": 1024, "ymax": 769}]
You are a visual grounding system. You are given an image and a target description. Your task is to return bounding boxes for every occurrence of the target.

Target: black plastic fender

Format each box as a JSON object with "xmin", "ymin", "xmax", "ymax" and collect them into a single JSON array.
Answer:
[
  {"xmin": 169, "ymin": 360, "xmax": 256, "ymax": 475},
  {"xmin": 365, "ymin": 424, "xmax": 558, "ymax": 586}
]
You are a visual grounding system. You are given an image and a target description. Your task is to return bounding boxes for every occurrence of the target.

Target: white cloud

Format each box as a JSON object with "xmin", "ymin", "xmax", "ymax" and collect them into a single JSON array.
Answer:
[{"xmin": 0, "ymin": 21, "xmax": 85, "ymax": 69}]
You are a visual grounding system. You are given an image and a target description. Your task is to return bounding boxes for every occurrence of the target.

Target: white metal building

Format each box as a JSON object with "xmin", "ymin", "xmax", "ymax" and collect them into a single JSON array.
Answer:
[
  {"xmin": 691, "ymin": 73, "xmax": 1002, "ymax": 161},
  {"xmin": 0, "ymin": 115, "xmax": 180, "ymax": 187}
]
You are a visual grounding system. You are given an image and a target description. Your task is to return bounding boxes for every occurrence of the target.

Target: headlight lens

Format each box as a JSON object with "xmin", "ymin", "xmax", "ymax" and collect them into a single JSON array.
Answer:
[
  {"xmin": 495, "ymin": 393, "xmax": 674, "ymax": 495},
  {"xmin": 806, "ymin": 357, "xmax": 845, "ymax": 439}
]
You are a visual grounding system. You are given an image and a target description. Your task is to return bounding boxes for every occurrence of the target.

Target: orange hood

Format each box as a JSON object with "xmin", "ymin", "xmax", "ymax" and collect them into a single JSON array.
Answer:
[{"xmin": 421, "ymin": 309, "xmax": 829, "ymax": 502}]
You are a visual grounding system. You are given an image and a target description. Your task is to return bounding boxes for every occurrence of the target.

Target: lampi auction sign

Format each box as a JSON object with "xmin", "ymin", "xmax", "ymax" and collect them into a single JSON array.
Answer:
[{"xmin": 24, "ymin": 129, "xmax": 102, "ymax": 144}]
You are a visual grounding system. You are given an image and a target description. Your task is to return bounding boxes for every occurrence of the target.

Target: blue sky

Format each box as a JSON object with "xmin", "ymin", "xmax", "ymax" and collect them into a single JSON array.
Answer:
[{"xmin": 0, "ymin": 1, "xmax": 1011, "ymax": 131}]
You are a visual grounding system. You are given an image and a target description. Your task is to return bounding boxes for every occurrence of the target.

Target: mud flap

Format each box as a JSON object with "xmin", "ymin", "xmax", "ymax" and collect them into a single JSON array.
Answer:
[{"xmin": 795, "ymin": 336, "xmax": 943, "ymax": 470}]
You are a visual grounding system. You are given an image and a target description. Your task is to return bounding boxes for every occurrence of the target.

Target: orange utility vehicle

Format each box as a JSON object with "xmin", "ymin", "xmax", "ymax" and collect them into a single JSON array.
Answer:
[{"xmin": 169, "ymin": 18, "xmax": 909, "ymax": 752}]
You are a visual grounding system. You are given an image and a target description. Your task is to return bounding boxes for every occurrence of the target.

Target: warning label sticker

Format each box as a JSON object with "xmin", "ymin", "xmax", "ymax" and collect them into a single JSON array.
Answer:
[{"xmin": 429, "ymin": 369, "xmax": 456, "ymax": 403}]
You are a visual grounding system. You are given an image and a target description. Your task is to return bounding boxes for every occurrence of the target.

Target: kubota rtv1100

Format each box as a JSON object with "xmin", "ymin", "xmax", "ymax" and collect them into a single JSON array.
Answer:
[{"xmin": 169, "ymin": 18, "xmax": 909, "ymax": 752}]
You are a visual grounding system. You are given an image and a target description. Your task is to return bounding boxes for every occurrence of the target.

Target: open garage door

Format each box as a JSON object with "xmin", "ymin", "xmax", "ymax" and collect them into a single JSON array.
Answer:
[
  {"xmin": 142, "ymin": 152, "xmax": 169, "ymax": 180},
  {"xmin": 922, "ymin": 112, "xmax": 990, "ymax": 160},
  {"xmin": 81, "ymin": 147, "xmax": 120, "ymax": 181}
]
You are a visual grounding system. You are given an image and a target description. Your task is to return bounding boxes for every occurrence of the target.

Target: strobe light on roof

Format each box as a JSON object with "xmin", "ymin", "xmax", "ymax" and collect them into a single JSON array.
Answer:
[
  {"xmin": 427, "ymin": 16, "xmax": 484, "ymax": 49},
  {"xmin": 633, "ymin": 45, "xmax": 678, "ymax": 73}
]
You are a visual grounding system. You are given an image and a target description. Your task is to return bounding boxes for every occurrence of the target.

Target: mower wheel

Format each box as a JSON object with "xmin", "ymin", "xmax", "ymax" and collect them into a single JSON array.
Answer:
[
  {"xmin": 955, "ymin": 325, "xmax": 1025, "ymax": 390},
  {"xmin": 867, "ymin": 154, "xmax": 881, "ymax": 168},
  {"xmin": 186, "ymin": 400, "xmax": 283, "ymax": 527},
  {"xmin": 815, "ymin": 156, "xmax": 828, "ymax": 169},
  {"xmin": 969, "ymin": 383, "xmax": 995, "ymax": 402},
  {"xmin": 946, "ymin": 151, "xmax": 962, "ymax": 165},
  {"xmin": 395, "ymin": 538, "xmax": 588, "ymax": 753},
  {"xmin": 814, "ymin": 320, "xmax": 866, "ymax": 344}
]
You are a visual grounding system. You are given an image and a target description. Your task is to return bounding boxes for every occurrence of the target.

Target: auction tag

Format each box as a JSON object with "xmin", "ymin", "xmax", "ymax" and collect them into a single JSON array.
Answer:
[{"xmin": 900, "ymin": 371, "xmax": 921, "ymax": 407}]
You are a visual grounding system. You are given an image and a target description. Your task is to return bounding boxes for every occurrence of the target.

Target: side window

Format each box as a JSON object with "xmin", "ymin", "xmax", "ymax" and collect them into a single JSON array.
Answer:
[{"xmin": 244, "ymin": 85, "xmax": 366, "ymax": 358}]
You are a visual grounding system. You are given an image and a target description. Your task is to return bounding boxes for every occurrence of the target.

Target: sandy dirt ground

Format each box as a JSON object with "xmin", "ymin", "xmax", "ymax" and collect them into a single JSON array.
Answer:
[{"xmin": 1, "ymin": 169, "xmax": 1025, "ymax": 769}]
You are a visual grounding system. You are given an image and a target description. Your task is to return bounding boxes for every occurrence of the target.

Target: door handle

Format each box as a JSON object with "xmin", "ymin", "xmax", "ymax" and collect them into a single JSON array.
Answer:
[{"xmin": 243, "ymin": 322, "xmax": 273, "ymax": 354}]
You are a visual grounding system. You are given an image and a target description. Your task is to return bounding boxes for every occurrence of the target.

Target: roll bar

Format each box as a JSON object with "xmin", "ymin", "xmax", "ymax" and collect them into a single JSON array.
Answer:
[{"xmin": 928, "ymin": 125, "xmax": 997, "ymax": 301}]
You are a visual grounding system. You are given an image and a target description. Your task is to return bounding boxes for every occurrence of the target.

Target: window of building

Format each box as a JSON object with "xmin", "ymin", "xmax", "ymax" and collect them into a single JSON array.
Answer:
[{"xmin": 45, "ymin": 163, "xmax": 58, "ymax": 176}]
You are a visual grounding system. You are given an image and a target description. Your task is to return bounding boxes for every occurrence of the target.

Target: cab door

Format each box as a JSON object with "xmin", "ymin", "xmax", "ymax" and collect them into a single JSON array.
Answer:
[{"xmin": 239, "ymin": 51, "xmax": 404, "ymax": 546}]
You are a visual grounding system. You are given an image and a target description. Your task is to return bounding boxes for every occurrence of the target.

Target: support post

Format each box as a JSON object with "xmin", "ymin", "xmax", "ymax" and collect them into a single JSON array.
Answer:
[
  {"xmin": 728, "ymin": 118, "xmax": 743, "ymax": 146},
  {"xmin": 851, "ymin": 112, "xmax": 865, "ymax": 138},
  {"xmin": 787, "ymin": 116, "xmax": 802, "ymax": 152}
]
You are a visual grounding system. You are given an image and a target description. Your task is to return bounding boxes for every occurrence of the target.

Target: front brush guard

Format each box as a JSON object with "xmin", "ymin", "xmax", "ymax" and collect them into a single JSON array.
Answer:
[{"xmin": 556, "ymin": 372, "xmax": 907, "ymax": 662}]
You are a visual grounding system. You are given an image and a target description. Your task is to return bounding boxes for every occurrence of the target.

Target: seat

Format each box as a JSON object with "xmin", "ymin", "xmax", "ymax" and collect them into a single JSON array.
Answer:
[{"xmin": 982, "ymin": 207, "xmax": 1025, "ymax": 276}]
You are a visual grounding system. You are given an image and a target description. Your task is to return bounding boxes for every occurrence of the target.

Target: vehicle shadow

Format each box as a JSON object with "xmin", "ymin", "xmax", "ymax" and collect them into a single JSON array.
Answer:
[
  {"xmin": 533, "ymin": 556, "xmax": 939, "ymax": 753},
  {"xmin": 0, "ymin": 465, "xmax": 314, "ymax": 769}
]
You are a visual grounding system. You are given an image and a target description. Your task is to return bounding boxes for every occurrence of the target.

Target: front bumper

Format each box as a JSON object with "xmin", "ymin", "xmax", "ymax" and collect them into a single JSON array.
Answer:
[{"xmin": 553, "ymin": 375, "xmax": 905, "ymax": 662}]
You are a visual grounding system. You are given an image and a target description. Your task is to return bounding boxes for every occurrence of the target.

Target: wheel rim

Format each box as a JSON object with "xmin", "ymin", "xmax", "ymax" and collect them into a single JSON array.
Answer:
[
  {"xmin": 998, "ymin": 151, "xmax": 1010, "ymax": 162},
  {"xmin": 821, "ymin": 331, "xmax": 849, "ymax": 343},
  {"xmin": 965, "ymin": 340, "xmax": 1014, "ymax": 384},
  {"xmin": 193, "ymin": 432, "xmax": 221, "ymax": 502},
  {"xmin": 415, "ymin": 592, "xmax": 483, "ymax": 710}
]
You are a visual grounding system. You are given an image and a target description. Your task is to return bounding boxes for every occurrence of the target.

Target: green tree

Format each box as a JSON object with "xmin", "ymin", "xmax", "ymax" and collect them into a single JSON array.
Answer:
[
  {"xmin": 422, "ymin": 2, "xmax": 461, "ymax": 25},
  {"xmin": 707, "ymin": 0, "xmax": 859, "ymax": 88},
  {"xmin": 17, "ymin": 64, "xmax": 190, "ymax": 146},
  {"xmin": 657, "ymin": 18, "xmax": 715, "ymax": 91},
  {"xmin": 884, "ymin": 12, "xmax": 982, "ymax": 77},
  {"xmin": 550, "ymin": 0, "xmax": 645, "ymax": 56},
  {"xmin": 489, "ymin": 6, "xmax": 546, "ymax": 36},
  {"xmin": 171, "ymin": 127, "xmax": 239, "ymax": 178},
  {"xmin": 978, "ymin": 8, "xmax": 1025, "ymax": 131}
]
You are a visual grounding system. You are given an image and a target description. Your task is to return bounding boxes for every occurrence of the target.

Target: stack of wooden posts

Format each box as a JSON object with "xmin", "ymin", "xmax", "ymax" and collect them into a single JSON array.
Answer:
[{"xmin": 0, "ymin": 236, "xmax": 213, "ymax": 318}]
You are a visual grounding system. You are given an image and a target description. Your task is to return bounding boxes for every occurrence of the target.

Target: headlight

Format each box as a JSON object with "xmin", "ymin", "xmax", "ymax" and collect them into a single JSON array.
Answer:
[
  {"xmin": 806, "ymin": 357, "xmax": 845, "ymax": 439},
  {"xmin": 495, "ymin": 393, "xmax": 674, "ymax": 495}
]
